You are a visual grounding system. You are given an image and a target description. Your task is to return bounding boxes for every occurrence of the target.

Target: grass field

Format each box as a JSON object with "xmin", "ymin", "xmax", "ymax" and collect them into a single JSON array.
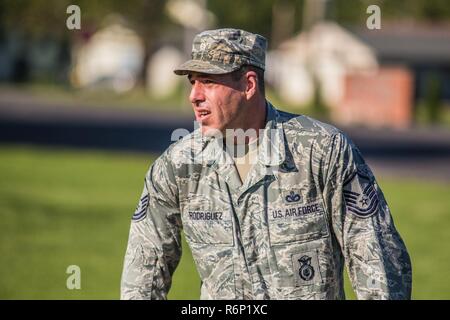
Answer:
[{"xmin": 0, "ymin": 145, "xmax": 449, "ymax": 299}]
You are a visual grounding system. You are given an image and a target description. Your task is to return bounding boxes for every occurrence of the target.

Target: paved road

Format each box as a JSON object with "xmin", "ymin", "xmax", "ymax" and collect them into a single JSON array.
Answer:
[{"xmin": 1, "ymin": 94, "xmax": 450, "ymax": 181}]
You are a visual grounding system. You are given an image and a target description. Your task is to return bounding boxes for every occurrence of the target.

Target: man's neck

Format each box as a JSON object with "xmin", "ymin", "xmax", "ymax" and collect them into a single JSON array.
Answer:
[
  {"xmin": 247, "ymin": 97, "xmax": 267, "ymax": 134},
  {"xmin": 225, "ymin": 98, "xmax": 267, "ymax": 145}
]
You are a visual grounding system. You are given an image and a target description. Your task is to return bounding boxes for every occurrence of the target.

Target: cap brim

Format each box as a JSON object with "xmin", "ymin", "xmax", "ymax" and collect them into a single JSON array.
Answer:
[{"xmin": 173, "ymin": 59, "xmax": 237, "ymax": 76}]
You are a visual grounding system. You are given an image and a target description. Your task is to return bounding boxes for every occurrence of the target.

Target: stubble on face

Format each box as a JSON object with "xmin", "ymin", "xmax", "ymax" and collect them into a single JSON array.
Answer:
[{"xmin": 189, "ymin": 72, "xmax": 246, "ymax": 135}]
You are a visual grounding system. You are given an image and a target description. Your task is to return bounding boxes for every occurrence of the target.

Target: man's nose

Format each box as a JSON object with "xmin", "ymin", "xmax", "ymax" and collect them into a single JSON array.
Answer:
[{"xmin": 189, "ymin": 81, "xmax": 205, "ymax": 105}]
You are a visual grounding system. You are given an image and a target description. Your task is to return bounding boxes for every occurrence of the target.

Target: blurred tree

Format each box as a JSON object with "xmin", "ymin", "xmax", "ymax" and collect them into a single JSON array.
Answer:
[
  {"xmin": 0, "ymin": 0, "xmax": 171, "ymax": 85},
  {"xmin": 206, "ymin": 0, "xmax": 274, "ymax": 43},
  {"xmin": 1, "ymin": 0, "xmax": 450, "ymax": 84},
  {"xmin": 309, "ymin": 76, "xmax": 329, "ymax": 119},
  {"xmin": 206, "ymin": 0, "xmax": 307, "ymax": 49},
  {"xmin": 302, "ymin": 0, "xmax": 328, "ymax": 30},
  {"xmin": 271, "ymin": 0, "xmax": 299, "ymax": 47},
  {"xmin": 1, "ymin": 0, "xmax": 71, "ymax": 38},
  {"xmin": 207, "ymin": 0, "xmax": 450, "ymax": 48},
  {"xmin": 424, "ymin": 72, "xmax": 443, "ymax": 124},
  {"xmin": 3, "ymin": 0, "xmax": 450, "ymax": 44},
  {"xmin": 1, "ymin": 0, "xmax": 170, "ymax": 39},
  {"xmin": 331, "ymin": 0, "xmax": 450, "ymax": 25}
]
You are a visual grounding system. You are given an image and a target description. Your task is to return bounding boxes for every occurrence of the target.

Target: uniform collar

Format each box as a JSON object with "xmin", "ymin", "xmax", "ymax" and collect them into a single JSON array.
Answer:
[
  {"xmin": 191, "ymin": 101, "xmax": 286, "ymax": 166},
  {"xmin": 257, "ymin": 101, "xmax": 286, "ymax": 167},
  {"xmin": 182, "ymin": 101, "xmax": 296, "ymax": 194}
]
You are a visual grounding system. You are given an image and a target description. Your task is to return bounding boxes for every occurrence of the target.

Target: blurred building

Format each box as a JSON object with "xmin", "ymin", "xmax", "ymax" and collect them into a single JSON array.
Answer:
[
  {"xmin": 336, "ymin": 67, "xmax": 414, "ymax": 128},
  {"xmin": 146, "ymin": 46, "xmax": 184, "ymax": 98},
  {"xmin": 353, "ymin": 22, "xmax": 450, "ymax": 104},
  {"xmin": 268, "ymin": 21, "xmax": 450, "ymax": 129},
  {"xmin": 266, "ymin": 22, "xmax": 378, "ymax": 107},
  {"xmin": 71, "ymin": 22, "xmax": 145, "ymax": 93}
]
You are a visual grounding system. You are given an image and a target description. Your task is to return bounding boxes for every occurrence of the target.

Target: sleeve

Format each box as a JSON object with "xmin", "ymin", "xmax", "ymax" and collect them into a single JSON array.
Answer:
[
  {"xmin": 120, "ymin": 151, "xmax": 182, "ymax": 300},
  {"xmin": 323, "ymin": 131, "xmax": 412, "ymax": 300}
]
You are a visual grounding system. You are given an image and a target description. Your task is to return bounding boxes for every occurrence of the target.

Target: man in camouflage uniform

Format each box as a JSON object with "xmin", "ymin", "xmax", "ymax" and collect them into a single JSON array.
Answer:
[{"xmin": 120, "ymin": 28, "xmax": 412, "ymax": 300}]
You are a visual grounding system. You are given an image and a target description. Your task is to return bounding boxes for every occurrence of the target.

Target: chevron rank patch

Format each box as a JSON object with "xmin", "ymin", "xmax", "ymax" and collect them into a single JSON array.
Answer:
[
  {"xmin": 132, "ymin": 181, "xmax": 149, "ymax": 221},
  {"xmin": 343, "ymin": 166, "xmax": 380, "ymax": 218}
]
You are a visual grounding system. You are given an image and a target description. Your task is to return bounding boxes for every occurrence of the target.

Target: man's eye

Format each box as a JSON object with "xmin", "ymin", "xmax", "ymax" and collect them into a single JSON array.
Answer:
[{"xmin": 188, "ymin": 79, "xmax": 214, "ymax": 85}]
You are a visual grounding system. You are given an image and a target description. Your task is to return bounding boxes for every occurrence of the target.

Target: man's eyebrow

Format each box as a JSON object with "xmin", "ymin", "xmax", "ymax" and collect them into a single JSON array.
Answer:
[{"xmin": 187, "ymin": 74, "xmax": 212, "ymax": 82}]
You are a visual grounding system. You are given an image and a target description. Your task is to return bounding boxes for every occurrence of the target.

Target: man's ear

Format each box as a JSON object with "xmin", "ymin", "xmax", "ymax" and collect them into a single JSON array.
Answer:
[{"xmin": 244, "ymin": 71, "xmax": 258, "ymax": 100}]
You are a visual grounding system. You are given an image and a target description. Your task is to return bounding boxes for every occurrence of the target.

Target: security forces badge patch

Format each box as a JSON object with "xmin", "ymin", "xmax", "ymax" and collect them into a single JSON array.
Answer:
[
  {"xmin": 132, "ymin": 180, "xmax": 149, "ymax": 221},
  {"xmin": 343, "ymin": 165, "xmax": 379, "ymax": 218},
  {"xmin": 298, "ymin": 255, "xmax": 315, "ymax": 281},
  {"xmin": 292, "ymin": 251, "xmax": 322, "ymax": 286}
]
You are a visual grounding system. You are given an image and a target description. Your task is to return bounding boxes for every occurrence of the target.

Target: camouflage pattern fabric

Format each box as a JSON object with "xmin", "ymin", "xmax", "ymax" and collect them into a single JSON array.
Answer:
[
  {"xmin": 120, "ymin": 102, "xmax": 412, "ymax": 300},
  {"xmin": 174, "ymin": 28, "xmax": 267, "ymax": 75}
]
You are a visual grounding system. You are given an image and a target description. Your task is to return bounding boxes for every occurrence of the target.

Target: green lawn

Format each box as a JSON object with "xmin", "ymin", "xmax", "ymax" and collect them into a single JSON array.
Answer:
[{"xmin": 0, "ymin": 145, "xmax": 449, "ymax": 299}]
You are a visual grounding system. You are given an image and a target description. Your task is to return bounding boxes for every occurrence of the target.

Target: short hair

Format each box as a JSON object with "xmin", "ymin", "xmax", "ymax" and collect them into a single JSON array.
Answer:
[{"xmin": 230, "ymin": 65, "xmax": 265, "ymax": 96}]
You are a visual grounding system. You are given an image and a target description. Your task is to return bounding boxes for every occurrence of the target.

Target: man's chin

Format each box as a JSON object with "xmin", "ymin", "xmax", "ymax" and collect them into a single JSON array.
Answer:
[{"xmin": 200, "ymin": 124, "xmax": 224, "ymax": 137}]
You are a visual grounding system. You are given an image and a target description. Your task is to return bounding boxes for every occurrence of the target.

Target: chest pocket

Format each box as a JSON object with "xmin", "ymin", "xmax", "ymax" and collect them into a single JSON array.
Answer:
[
  {"xmin": 181, "ymin": 195, "xmax": 234, "ymax": 245},
  {"xmin": 268, "ymin": 196, "xmax": 329, "ymax": 245}
]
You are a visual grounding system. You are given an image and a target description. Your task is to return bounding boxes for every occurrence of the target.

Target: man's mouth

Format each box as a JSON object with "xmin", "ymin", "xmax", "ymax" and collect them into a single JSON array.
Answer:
[{"xmin": 197, "ymin": 110, "xmax": 211, "ymax": 121}]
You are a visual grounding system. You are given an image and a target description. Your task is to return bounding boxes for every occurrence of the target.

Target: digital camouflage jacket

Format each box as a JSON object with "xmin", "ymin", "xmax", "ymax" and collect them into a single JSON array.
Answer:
[{"xmin": 120, "ymin": 102, "xmax": 412, "ymax": 300}]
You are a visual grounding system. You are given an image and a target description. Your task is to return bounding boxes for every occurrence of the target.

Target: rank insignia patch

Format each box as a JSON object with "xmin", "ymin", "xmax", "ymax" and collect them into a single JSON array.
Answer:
[
  {"xmin": 132, "ymin": 181, "xmax": 149, "ymax": 221},
  {"xmin": 343, "ymin": 168, "xmax": 379, "ymax": 218}
]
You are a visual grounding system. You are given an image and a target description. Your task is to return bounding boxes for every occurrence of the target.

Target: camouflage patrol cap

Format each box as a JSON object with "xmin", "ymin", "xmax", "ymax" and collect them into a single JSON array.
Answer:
[{"xmin": 174, "ymin": 28, "xmax": 267, "ymax": 75}]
